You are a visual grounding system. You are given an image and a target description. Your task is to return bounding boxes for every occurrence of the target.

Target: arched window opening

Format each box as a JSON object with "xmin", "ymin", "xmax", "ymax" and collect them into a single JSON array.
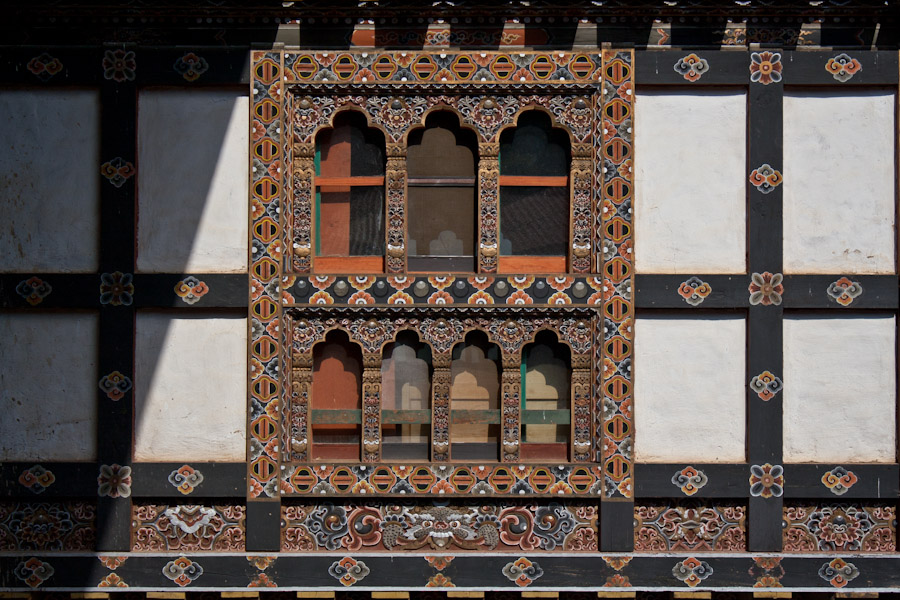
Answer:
[
  {"xmin": 450, "ymin": 330, "xmax": 501, "ymax": 460},
  {"xmin": 310, "ymin": 330, "xmax": 363, "ymax": 460},
  {"xmin": 498, "ymin": 110, "xmax": 571, "ymax": 272},
  {"xmin": 407, "ymin": 111, "xmax": 478, "ymax": 272},
  {"xmin": 315, "ymin": 111, "xmax": 386, "ymax": 272},
  {"xmin": 381, "ymin": 331, "xmax": 433, "ymax": 461},
  {"xmin": 521, "ymin": 330, "xmax": 571, "ymax": 461}
]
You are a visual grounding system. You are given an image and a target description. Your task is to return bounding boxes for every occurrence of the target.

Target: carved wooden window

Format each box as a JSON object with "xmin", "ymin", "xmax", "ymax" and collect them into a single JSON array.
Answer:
[
  {"xmin": 310, "ymin": 330, "xmax": 363, "ymax": 460},
  {"xmin": 449, "ymin": 330, "xmax": 502, "ymax": 461},
  {"xmin": 498, "ymin": 110, "xmax": 571, "ymax": 273},
  {"xmin": 314, "ymin": 111, "xmax": 386, "ymax": 272},
  {"xmin": 406, "ymin": 111, "xmax": 479, "ymax": 273},
  {"xmin": 521, "ymin": 330, "xmax": 571, "ymax": 462},
  {"xmin": 381, "ymin": 330, "xmax": 432, "ymax": 461}
]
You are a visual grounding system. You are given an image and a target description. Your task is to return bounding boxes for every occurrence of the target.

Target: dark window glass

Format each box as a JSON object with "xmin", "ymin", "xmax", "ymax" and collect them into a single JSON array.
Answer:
[
  {"xmin": 521, "ymin": 330, "xmax": 571, "ymax": 462},
  {"xmin": 315, "ymin": 111, "xmax": 385, "ymax": 257},
  {"xmin": 407, "ymin": 111, "xmax": 478, "ymax": 271},
  {"xmin": 499, "ymin": 111, "xmax": 570, "ymax": 258}
]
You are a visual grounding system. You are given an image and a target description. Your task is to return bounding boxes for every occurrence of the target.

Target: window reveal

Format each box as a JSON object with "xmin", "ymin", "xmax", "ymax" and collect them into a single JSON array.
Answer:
[
  {"xmin": 498, "ymin": 110, "xmax": 571, "ymax": 273},
  {"xmin": 314, "ymin": 111, "xmax": 386, "ymax": 272},
  {"xmin": 407, "ymin": 111, "xmax": 479, "ymax": 273}
]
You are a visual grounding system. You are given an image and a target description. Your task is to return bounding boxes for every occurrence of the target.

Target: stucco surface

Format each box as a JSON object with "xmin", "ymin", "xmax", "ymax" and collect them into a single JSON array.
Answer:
[
  {"xmin": 0, "ymin": 90, "xmax": 100, "ymax": 272},
  {"xmin": 136, "ymin": 90, "xmax": 249, "ymax": 273},
  {"xmin": 635, "ymin": 316, "xmax": 746, "ymax": 462},
  {"xmin": 0, "ymin": 312, "xmax": 98, "ymax": 460},
  {"xmin": 134, "ymin": 313, "xmax": 247, "ymax": 461},
  {"xmin": 783, "ymin": 90, "xmax": 896, "ymax": 274},
  {"xmin": 783, "ymin": 315, "xmax": 896, "ymax": 462},
  {"xmin": 634, "ymin": 90, "xmax": 747, "ymax": 274}
]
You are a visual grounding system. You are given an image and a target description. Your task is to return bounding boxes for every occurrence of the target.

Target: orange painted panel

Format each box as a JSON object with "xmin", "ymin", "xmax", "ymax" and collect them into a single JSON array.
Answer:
[
  {"xmin": 498, "ymin": 256, "xmax": 566, "ymax": 273},
  {"xmin": 315, "ymin": 256, "xmax": 384, "ymax": 273}
]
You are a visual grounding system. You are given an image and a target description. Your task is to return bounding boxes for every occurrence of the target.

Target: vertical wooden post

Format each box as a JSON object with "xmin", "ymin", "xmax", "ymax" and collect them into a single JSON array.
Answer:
[
  {"xmin": 385, "ymin": 143, "xmax": 407, "ymax": 273},
  {"xmin": 478, "ymin": 142, "xmax": 500, "ymax": 273}
]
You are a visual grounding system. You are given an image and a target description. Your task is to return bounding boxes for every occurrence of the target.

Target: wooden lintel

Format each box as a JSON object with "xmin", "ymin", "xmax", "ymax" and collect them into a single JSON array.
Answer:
[
  {"xmin": 372, "ymin": 594, "xmax": 410, "ymax": 600},
  {"xmin": 146, "ymin": 594, "xmax": 186, "ymax": 600},
  {"xmin": 222, "ymin": 593, "xmax": 260, "ymax": 599},
  {"xmin": 674, "ymin": 594, "xmax": 711, "ymax": 600},
  {"xmin": 522, "ymin": 593, "xmax": 559, "ymax": 599},
  {"xmin": 447, "ymin": 593, "xmax": 484, "ymax": 599},
  {"xmin": 753, "ymin": 593, "xmax": 792, "ymax": 599}
]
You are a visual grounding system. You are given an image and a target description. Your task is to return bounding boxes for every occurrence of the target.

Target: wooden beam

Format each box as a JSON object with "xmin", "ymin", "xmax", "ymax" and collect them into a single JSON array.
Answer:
[
  {"xmin": 296, "ymin": 594, "xmax": 335, "ymax": 599},
  {"xmin": 753, "ymin": 593, "xmax": 791, "ymax": 599},
  {"xmin": 597, "ymin": 594, "xmax": 635, "ymax": 599},
  {"xmin": 674, "ymin": 594, "xmax": 711, "ymax": 600},
  {"xmin": 372, "ymin": 594, "xmax": 410, "ymax": 600}
]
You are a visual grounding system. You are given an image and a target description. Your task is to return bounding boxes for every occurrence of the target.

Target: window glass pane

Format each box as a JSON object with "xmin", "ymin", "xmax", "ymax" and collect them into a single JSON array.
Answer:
[
  {"xmin": 407, "ymin": 113, "xmax": 477, "ymax": 266},
  {"xmin": 311, "ymin": 332, "xmax": 362, "ymax": 459},
  {"xmin": 318, "ymin": 187, "xmax": 384, "ymax": 256},
  {"xmin": 317, "ymin": 113, "xmax": 384, "ymax": 177},
  {"xmin": 408, "ymin": 186, "xmax": 475, "ymax": 257},
  {"xmin": 381, "ymin": 337, "xmax": 431, "ymax": 461},
  {"xmin": 408, "ymin": 120, "xmax": 475, "ymax": 177},
  {"xmin": 450, "ymin": 333, "xmax": 500, "ymax": 460},
  {"xmin": 500, "ymin": 186, "xmax": 568, "ymax": 256},
  {"xmin": 500, "ymin": 111, "xmax": 569, "ymax": 177},
  {"xmin": 522, "ymin": 332, "xmax": 570, "ymax": 462}
]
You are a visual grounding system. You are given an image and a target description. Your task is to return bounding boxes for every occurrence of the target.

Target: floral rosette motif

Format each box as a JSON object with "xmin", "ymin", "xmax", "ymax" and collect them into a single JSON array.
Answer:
[
  {"xmin": 749, "ymin": 463, "xmax": 783, "ymax": 498},
  {"xmin": 674, "ymin": 53, "xmax": 709, "ymax": 81},
  {"xmin": 508, "ymin": 275, "xmax": 535, "ymax": 290},
  {"xmin": 467, "ymin": 276, "xmax": 494, "ymax": 290},
  {"xmin": 749, "ymin": 163, "xmax": 783, "ymax": 193},
  {"xmin": 100, "ymin": 271, "xmax": 134, "ymax": 306},
  {"xmin": 749, "ymin": 371, "xmax": 783, "ymax": 401},
  {"xmin": 827, "ymin": 277, "xmax": 863, "ymax": 306},
  {"xmin": 98, "ymin": 464, "xmax": 132, "ymax": 498},
  {"xmin": 750, "ymin": 51, "xmax": 782, "ymax": 84},
  {"xmin": 428, "ymin": 290, "xmax": 453, "ymax": 304},
  {"xmin": 677, "ymin": 277, "xmax": 711, "ymax": 306},
  {"xmin": 826, "ymin": 53, "xmax": 862, "ymax": 82},
  {"xmin": 507, "ymin": 290, "xmax": 533, "ymax": 305},
  {"xmin": 348, "ymin": 291, "xmax": 375, "ymax": 305},
  {"xmin": 821, "ymin": 467, "xmax": 858, "ymax": 496},
  {"xmin": 102, "ymin": 49, "xmax": 136, "ymax": 82},
  {"xmin": 748, "ymin": 272, "xmax": 783, "ymax": 306},
  {"xmin": 428, "ymin": 275, "xmax": 455, "ymax": 290}
]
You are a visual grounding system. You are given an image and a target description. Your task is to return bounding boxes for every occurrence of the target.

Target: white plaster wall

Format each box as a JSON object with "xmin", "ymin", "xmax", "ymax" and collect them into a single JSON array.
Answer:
[
  {"xmin": 634, "ymin": 91, "xmax": 747, "ymax": 274},
  {"xmin": 783, "ymin": 91, "xmax": 896, "ymax": 274},
  {"xmin": 0, "ymin": 90, "xmax": 100, "ymax": 272},
  {"xmin": 0, "ymin": 313, "xmax": 98, "ymax": 460},
  {"xmin": 137, "ymin": 90, "xmax": 249, "ymax": 273},
  {"xmin": 783, "ymin": 315, "xmax": 896, "ymax": 462},
  {"xmin": 635, "ymin": 316, "xmax": 746, "ymax": 462},
  {"xmin": 134, "ymin": 313, "xmax": 247, "ymax": 461}
]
